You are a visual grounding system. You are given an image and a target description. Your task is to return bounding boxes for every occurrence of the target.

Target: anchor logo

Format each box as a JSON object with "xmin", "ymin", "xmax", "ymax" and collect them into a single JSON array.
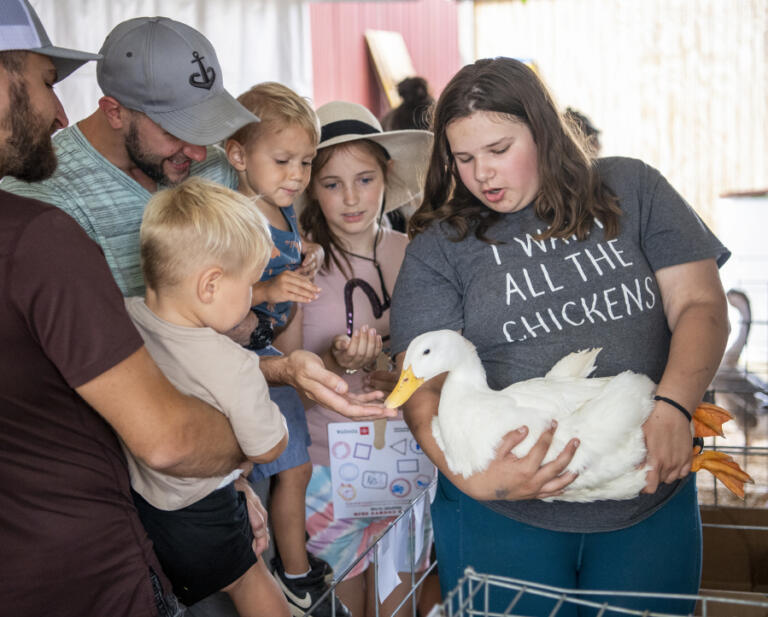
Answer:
[{"xmin": 189, "ymin": 51, "xmax": 215, "ymax": 90}]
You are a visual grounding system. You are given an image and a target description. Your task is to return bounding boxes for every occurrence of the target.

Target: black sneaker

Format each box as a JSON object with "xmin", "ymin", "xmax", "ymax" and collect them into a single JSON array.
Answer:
[
  {"xmin": 271, "ymin": 556, "xmax": 351, "ymax": 617},
  {"xmin": 307, "ymin": 551, "xmax": 334, "ymax": 585}
]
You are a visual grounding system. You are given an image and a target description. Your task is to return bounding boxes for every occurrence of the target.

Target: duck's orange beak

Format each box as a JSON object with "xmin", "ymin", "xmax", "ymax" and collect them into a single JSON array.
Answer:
[{"xmin": 384, "ymin": 365, "xmax": 424, "ymax": 409}]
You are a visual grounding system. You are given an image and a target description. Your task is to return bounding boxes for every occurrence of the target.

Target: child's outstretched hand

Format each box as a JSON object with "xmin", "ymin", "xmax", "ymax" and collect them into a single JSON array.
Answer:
[
  {"xmin": 331, "ymin": 325, "xmax": 382, "ymax": 372},
  {"xmin": 252, "ymin": 270, "xmax": 320, "ymax": 305},
  {"xmin": 297, "ymin": 240, "xmax": 324, "ymax": 279}
]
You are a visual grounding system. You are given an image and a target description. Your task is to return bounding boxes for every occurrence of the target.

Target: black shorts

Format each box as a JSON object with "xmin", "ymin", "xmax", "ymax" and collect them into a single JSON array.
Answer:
[{"xmin": 132, "ymin": 483, "xmax": 257, "ymax": 606}]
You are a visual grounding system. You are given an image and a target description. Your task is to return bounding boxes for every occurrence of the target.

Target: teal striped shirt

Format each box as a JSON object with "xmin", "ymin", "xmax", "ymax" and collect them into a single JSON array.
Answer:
[{"xmin": 1, "ymin": 125, "xmax": 238, "ymax": 297}]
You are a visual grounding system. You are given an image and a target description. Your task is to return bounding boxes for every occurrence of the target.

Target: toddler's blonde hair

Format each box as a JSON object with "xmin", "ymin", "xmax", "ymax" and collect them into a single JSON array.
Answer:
[
  {"xmin": 230, "ymin": 81, "xmax": 320, "ymax": 147},
  {"xmin": 141, "ymin": 177, "xmax": 273, "ymax": 290}
]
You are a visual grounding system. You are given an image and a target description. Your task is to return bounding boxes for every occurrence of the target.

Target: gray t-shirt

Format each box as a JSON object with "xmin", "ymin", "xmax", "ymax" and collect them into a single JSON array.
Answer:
[
  {"xmin": 390, "ymin": 157, "xmax": 729, "ymax": 532},
  {"xmin": 0, "ymin": 125, "xmax": 238, "ymax": 297}
]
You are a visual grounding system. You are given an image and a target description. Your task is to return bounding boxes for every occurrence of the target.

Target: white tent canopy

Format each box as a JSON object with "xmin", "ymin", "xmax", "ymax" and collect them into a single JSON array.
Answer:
[{"xmin": 32, "ymin": 0, "xmax": 314, "ymax": 125}]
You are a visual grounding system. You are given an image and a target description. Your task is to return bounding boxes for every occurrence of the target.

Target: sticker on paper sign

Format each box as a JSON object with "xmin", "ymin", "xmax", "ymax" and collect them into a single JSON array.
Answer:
[
  {"xmin": 389, "ymin": 478, "xmax": 411, "ymax": 498},
  {"xmin": 339, "ymin": 463, "xmax": 359, "ymax": 482},
  {"xmin": 390, "ymin": 438, "xmax": 407, "ymax": 456},
  {"xmin": 415, "ymin": 474, "xmax": 432, "ymax": 489},
  {"xmin": 396, "ymin": 459, "xmax": 418, "ymax": 473},
  {"xmin": 409, "ymin": 439, "xmax": 423, "ymax": 454},
  {"xmin": 353, "ymin": 443, "xmax": 372, "ymax": 461},
  {"xmin": 332, "ymin": 441, "xmax": 351, "ymax": 459},
  {"xmin": 361, "ymin": 470, "xmax": 388, "ymax": 489},
  {"xmin": 338, "ymin": 483, "xmax": 356, "ymax": 501}
]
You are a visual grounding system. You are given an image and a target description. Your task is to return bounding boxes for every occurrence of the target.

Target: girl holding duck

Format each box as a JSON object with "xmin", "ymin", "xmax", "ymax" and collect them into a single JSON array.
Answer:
[
  {"xmin": 284, "ymin": 101, "xmax": 434, "ymax": 617},
  {"xmin": 389, "ymin": 58, "xmax": 730, "ymax": 615}
]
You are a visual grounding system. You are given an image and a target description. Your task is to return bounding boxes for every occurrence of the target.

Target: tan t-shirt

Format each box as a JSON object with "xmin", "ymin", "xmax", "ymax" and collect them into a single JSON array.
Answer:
[{"xmin": 123, "ymin": 297, "xmax": 287, "ymax": 510}]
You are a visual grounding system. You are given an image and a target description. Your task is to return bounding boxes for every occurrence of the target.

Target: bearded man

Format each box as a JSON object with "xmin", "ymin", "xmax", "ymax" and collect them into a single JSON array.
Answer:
[
  {"xmin": 1, "ymin": 15, "xmax": 257, "ymax": 297},
  {"xmin": 0, "ymin": 3, "xmax": 263, "ymax": 615}
]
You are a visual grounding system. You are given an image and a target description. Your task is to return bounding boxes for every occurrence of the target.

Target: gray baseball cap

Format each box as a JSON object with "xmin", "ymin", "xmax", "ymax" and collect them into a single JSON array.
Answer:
[
  {"xmin": 0, "ymin": 0, "xmax": 100, "ymax": 81},
  {"xmin": 97, "ymin": 17, "xmax": 259, "ymax": 146}
]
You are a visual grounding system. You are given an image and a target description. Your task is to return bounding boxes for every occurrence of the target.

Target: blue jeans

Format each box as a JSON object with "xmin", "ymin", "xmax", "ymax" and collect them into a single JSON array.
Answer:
[{"xmin": 432, "ymin": 474, "xmax": 701, "ymax": 616}]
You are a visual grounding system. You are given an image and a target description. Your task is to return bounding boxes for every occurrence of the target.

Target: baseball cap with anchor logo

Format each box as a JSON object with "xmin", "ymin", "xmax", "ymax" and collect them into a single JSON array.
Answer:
[{"xmin": 96, "ymin": 16, "xmax": 259, "ymax": 146}]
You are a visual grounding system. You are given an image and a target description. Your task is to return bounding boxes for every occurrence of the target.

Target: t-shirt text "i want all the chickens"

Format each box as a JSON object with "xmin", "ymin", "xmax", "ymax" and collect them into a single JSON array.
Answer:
[{"xmin": 492, "ymin": 221, "xmax": 657, "ymax": 344}]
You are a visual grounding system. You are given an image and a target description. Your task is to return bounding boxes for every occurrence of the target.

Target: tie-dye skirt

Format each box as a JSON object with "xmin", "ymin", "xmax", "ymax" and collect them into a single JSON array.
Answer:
[{"xmin": 305, "ymin": 465, "xmax": 433, "ymax": 581}]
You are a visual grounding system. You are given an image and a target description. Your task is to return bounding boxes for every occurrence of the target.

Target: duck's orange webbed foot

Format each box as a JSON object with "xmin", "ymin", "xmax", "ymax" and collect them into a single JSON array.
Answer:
[
  {"xmin": 691, "ymin": 449, "xmax": 754, "ymax": 499},
  {"xmin": 692, "ymin": 402, "xmax": 733, "ymax": 438}
]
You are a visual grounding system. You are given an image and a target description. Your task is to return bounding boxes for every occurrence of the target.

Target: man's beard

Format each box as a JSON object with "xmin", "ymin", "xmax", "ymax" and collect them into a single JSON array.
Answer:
[
  {"xmin": 0, "ymin": 77, "xmax": 58, "ymax": 182},
  {"xmin": 125, "ymin": 121, "xmax": 175, "ymax": 186}
]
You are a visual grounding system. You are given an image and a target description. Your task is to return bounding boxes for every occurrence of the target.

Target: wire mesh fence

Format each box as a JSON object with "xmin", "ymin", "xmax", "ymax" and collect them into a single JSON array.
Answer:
[
  {"xmin": 697, "ymin": 283, "xmax": 768, "ymax": 509},
  {"xmin": 430, "ymin": 568, "xmax": 768, "ymax": 617}
]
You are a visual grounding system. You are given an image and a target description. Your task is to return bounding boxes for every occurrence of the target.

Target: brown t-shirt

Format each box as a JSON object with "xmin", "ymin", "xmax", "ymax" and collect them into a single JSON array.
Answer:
[{"xmin": 0, "ymin": 191, "xmax": 166, "ymax": 616}]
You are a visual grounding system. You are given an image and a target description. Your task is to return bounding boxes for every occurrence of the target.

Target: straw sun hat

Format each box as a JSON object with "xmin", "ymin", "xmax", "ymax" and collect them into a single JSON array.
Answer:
[{"xmin": 296, "ymin": 100, "xmax": 433, "ymax": 215}]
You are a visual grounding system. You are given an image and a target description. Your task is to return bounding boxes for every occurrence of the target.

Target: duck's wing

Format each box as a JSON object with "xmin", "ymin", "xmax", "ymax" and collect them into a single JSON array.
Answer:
[{"xmin": 500, "ymin": 377, "xmax": 607, "ymax": 420}]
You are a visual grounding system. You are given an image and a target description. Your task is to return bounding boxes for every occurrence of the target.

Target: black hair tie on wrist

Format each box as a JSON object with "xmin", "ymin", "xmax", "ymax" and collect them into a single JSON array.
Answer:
[{"xmin": 653, "ymin": 395, "xmax": 692, "ymax": 422}]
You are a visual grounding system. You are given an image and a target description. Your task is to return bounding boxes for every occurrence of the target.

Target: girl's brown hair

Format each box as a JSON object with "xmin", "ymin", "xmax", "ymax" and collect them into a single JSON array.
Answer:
[
  {"xmin": 409, "ymin": 57, "xmax": 620, "ymax": 243},
  {"xmin": 300, "ymin": 140, "xmax": 389, "ymax": 278}
]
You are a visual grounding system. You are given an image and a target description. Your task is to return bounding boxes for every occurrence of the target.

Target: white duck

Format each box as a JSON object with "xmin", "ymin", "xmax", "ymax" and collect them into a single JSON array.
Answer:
[{"xmin": 385, "ymin": 330, "xmax": 752, "ymax": 502}]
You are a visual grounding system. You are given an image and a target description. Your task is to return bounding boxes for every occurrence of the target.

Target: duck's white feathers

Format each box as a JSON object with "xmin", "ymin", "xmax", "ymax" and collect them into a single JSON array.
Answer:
[
  {"xmin": 544, "ymin": 347, "xmax": 600, "ymax": 379},
  {"xmin": 404, "ymin": 330, "xmax": 656, "ymax": 502}
]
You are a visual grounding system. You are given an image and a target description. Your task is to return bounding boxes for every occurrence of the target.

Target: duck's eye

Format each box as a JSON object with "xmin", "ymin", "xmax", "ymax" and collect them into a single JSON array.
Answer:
[{"xmin": 423, "ymin": 349, "xmax": 431, "ymax": 355}]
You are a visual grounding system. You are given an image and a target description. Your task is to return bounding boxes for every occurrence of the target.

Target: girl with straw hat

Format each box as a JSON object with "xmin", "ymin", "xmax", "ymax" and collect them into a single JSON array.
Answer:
[{"xmin": 284, "ymin": 100, "xmax": 434, "ymax": 616}]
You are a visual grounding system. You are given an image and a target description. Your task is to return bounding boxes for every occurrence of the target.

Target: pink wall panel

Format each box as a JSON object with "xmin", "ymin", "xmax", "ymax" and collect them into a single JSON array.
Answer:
[{"xmin": 309, "ymin": 0, "xmax": 462, "ymax": 117}]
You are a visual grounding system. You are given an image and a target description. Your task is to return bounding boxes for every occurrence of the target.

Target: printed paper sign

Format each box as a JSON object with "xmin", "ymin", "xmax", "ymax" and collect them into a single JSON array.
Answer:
[{"xmin": 328, "ymin": 420, "xmax": 436, "ymax": 519}]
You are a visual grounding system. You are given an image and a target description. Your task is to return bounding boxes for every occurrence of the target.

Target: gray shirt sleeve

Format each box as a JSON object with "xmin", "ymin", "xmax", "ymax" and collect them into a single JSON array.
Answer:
[
  {"xmin": 390, "ymin": 226, "xmax": 465, "ymax": 358},
  {"xmin": 604, "ymin": 157, "xmax": 730, "ymax": 270}
]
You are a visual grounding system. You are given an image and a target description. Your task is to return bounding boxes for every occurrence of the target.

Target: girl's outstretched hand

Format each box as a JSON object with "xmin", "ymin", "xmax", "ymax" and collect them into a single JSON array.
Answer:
[{"xmin": 330, "ymin": 324, "xmax": 382, "ymax": 372}]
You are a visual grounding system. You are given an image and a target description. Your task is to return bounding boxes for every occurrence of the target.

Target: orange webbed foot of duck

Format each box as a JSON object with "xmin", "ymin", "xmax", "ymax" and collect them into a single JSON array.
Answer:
[
  {"xmin": 692, "ymin": 402, "xmax": 733, "ymax": 438},
  {"xmin": 690, "ymin": 403, "xmax": 753, "ymax": 499},
  {"xmin": 691, "ymin": 449, "xmax": 754, "ymax": 499}
]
